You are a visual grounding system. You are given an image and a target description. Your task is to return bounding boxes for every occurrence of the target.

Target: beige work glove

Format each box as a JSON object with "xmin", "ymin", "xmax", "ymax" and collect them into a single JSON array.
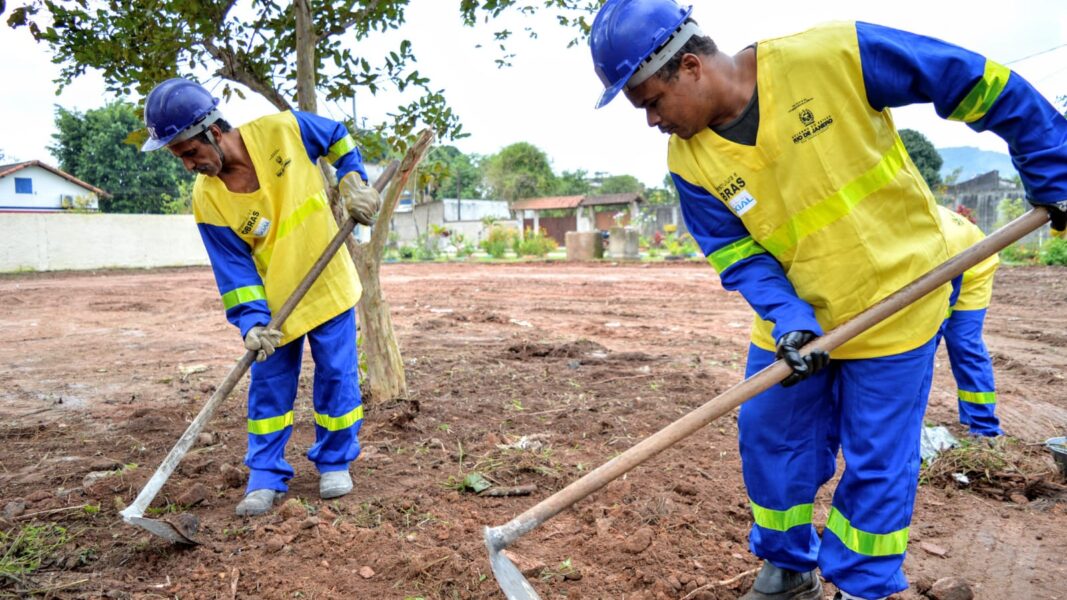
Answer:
[
  {"xmin": 244, "ymin": 325, "xmax": 283, "ymax": 363},
  {"xmin": 339, "ymin": 173, "xmax": 381, "ymax": 226}
]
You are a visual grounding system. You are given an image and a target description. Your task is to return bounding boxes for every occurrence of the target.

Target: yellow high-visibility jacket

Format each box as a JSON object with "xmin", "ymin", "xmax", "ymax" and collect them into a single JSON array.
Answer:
[
  {"xmin": 193, "ymin": 111, "xmax": 362, "ymax": 345},
  {"xmin": 670, "ymin": 22, "xmax": 951, "ymax": 359}
]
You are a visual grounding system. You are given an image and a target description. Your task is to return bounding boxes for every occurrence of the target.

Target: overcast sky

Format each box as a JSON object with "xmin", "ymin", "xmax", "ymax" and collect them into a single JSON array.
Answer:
[{"xmin": 2, "ymin": 0, "xmax": 1065, "ymax": 188}]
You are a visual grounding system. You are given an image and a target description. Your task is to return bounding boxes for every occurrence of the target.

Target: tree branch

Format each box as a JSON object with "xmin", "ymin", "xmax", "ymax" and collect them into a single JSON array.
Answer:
[
  {"xmin": 368, "ymin": 128, "xmax": 435, "ymax": 255},
  {"xmin": 202, "ymin": 40, "xmax": 292, "ymax": 111}
]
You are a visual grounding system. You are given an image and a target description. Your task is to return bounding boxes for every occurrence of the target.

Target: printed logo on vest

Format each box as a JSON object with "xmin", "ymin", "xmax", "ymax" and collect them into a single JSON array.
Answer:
[
  {"xmin": 790, "ymin": 102, "xmax": 834, "ymax": 144},
  {"xmin": 714, "ymin": 172, "xmax": 747, "ymax": 201},
  {"xmin": 239, "ymin": 210, "xmax": 271, "ymax": 237},
  {"xmin": 269, "ymin": 149, "xmax": 292, "ymax": 177},
  {"xmin": 729, "ymin": 190, "xmax": 757, "ymax": 216},
  {"xmin": 252, "ymin": 218, "xmax": 271, "ymax": 237}
]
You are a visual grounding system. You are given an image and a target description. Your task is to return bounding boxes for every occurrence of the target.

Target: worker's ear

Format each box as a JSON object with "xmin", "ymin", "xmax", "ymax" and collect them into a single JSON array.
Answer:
[{"xmin": 679, "ymin": 53, "xmax": 703, "ymax": 80}]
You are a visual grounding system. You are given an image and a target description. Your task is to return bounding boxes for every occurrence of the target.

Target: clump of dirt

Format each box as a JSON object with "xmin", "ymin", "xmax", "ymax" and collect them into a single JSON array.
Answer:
[
  {"xmin": 921, "ymin": 437, "xmax": 1066, "ymax": 502},
  {"xmin": 506, "ymin": 338, "xmax": 609, "ymax": 359}
]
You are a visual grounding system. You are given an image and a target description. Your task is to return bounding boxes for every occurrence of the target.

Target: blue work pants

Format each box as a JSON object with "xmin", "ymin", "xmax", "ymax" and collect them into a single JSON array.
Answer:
[
  {"xmin": 245, "ymin": 309, "xmax": 363, "ymax": 493},
  {"xmin": 738, "ymin": 336, "xmax": 937, "ymax": 599}
]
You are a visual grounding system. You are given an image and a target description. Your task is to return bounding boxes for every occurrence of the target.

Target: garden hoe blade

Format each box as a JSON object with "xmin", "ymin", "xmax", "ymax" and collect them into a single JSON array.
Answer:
[
  {"xmin": 484, "ymin": 207, "xmax": 1052, "ymax": 599},
  {"xmin": 120, "ymin": 161, "xmax": 399, "ymax": 544}
]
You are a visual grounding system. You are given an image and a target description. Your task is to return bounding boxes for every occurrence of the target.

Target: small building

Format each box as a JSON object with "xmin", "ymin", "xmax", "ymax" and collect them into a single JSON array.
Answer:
[
  {"xmin": 940, "ymin": 170, "xmax": 1024, "ymax": 234},
  {"xmin": 0, "ymin": 160, "xmax": 106, "ymax": 212},
  {"xmin": 581, "ymin": 192, "xmax": 644, "ymax": 231},
  {"xmin": 390, "ymin": 198, "xmax": 514, "ymax": 244},
  {"xmin": 509, "ymin": 195, "xmax": 585, "ymax": 245},
  {"xmin": 509, "ymin": 193, "xmax": 645, "ymax": 245}
]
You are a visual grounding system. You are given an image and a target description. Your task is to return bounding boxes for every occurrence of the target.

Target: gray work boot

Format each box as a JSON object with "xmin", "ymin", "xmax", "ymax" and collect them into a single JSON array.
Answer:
[
  {"xmin": 235, "ymin": 489, "xmax": 281, "ymax": 516},
  {"xmin": 319, "ymin": 470, "xmax": 353, "ymax": 499},
  {"xmin": 740, "ymin": 560, "xmax": 823, "ymax": 600}
]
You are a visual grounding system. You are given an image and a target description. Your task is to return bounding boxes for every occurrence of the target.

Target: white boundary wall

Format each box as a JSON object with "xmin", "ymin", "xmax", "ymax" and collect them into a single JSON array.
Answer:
[{"xmin": 0, "ymin": 213, "xmax": 209, "ymax": 272}]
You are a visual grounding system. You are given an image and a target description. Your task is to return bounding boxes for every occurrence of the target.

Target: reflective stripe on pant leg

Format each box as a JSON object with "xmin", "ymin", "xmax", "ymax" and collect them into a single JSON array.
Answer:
[
  {"xmin": 738, "ymin": 344, "xmax": 836, "ymax": 573},
  {"xmin": 819, "ymin": 336, "xmax": 937, "ymax": 599},
  {"xmin": 246, "ymin": 337, "xmax": 304, "ymax": 493},
  {"xmin": 306, "ymin": 309, "xmax": 362, "ymax": 472},
  {"xmin": 943, "ymin": 309, "xmax": 1001, "ymax": 436}
]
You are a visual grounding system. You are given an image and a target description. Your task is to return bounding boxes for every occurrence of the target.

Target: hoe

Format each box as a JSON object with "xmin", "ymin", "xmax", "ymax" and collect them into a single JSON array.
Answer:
[
  {"xmin": 119, "ymin": 161, "xmax": 398, "ymax": 544},
  {"xmin": 484, "ymin": 207, "xmax": 1053, "ymax": 599}
]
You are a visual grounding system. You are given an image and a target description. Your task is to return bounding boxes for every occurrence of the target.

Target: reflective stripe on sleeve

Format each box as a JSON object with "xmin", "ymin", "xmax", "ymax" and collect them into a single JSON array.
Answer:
[
  {"xmin": 248, "ymin": 411, "xmax": 294, "ymax": 435},
  {"xmin": 314, "ymin": 405, "xmax": 364, "ymax": 431},
  {"xmin": 326, "ymin": 135, "xmax": 357, "ymax": 164},
  {"xmin": 958, "ymin": 389, "xmax": 996, "ymax": 405},
  {"xmin": 707, "ymin": 236, "xmax": 768, "ymax": 274},
  {"xmin": 750, "ymin": 499, "xmax": 813, "ymax": 531},
  {"xmin": 222, "ymin": 285, "xmax": 267, "ymax": 310},
  {"xmin": 826, "ymin": 507, "xmax": 909, "ymax": 556},
  {"xmin": 761, "ymin": 138, "xmax": 908, "ymax": 256},
  {"xmin": 949, "ymin": 60, "xmax": 1010, "ymax": 123}
]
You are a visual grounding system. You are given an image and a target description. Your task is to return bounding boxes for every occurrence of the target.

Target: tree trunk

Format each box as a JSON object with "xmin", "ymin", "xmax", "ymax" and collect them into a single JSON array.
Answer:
[
  {"xmin": 292, "ymin": 1, "xmax": 432, "ymax": 404},
  {"xmin": 351, "ymin": 129, "xmax": 435, "ymax": 402}
]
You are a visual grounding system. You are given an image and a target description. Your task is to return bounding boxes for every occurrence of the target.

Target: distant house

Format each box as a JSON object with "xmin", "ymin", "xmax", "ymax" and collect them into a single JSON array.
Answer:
[
  {"xmin": 0, "ymin": 161, "xmax": 107, "ymax": 212},
  {"xmin": 940, "ymin": 170, "xmax": 1023, "ymax": 233},
  {"xmin": 509, "ymin": 193, "xmax": 644, "ymax": 245},
  {"xmin": 390, "ymin": 197, "xmax": 513, "ymax": 244}
]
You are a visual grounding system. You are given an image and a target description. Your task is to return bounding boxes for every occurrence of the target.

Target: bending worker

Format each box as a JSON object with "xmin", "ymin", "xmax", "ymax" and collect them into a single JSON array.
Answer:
[
  {"xmin": 589, "ymin": 1, "xmax": 1067, "ymax": 599},
  {"xmin": 936, "ymin": 206, "xmax": 1003, "ymax": 438},
  {"xmin": 141, "ymin": 78, "xmax": 381, "ymax": 516}
]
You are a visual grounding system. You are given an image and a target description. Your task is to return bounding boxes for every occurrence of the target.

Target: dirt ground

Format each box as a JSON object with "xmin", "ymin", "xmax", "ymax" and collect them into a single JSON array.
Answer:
[{"xmin": 0, "ymin": 261, "xmax": 1065, "ymax": 600}]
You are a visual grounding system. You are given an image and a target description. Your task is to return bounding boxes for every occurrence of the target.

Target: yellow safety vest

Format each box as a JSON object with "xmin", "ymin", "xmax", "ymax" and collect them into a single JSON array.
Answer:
[
  {"xmin": 669, "ymin": 22, "xmax": 951, "ymax": 359},
  {"xmin": 937, "ymin": 206, "xmax": 998, "ymax": 311},
  {"xmin": 193, "ymin": 112, "xmax": 361, "ymax": 345}
]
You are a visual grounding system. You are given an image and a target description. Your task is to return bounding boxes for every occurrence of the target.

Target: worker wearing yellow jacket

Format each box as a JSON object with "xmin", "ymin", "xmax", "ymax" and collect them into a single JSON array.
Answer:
[
  {"xmin": 590, "ymin": 1, "xmax": 1067, "ymax": 598},
  {"xmin": 936, "ymin": 206, "xmax": 1002, "ymax": 437},
  {"xmin": 141, "ymin": 79, "xmax": 382, "ymax": 516}
]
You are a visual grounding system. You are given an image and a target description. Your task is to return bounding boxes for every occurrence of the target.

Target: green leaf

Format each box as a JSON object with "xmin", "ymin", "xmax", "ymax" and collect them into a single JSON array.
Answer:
[{"xmin": 462, "ymin": 472, "xmax": 492, "ymax": 493}]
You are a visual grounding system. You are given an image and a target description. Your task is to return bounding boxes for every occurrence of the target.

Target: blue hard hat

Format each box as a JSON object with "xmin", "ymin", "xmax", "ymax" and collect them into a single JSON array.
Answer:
[
  {"xmin": 590, "ymin": 0, "xmax": 694, "ymax": 109},
  {"xmin": 141, "ymin": 78, "xmax": 222, "ymax": 151}
]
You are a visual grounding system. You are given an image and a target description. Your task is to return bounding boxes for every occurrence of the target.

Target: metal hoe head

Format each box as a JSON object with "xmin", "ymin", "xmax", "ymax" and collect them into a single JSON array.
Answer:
[
  {"xmin": 123, "ymin": 513, "xmax": 200, "ymax": 545},
  {"xmin": 484, "ymin": 525, "xmax": 542, "ymax": 600}
]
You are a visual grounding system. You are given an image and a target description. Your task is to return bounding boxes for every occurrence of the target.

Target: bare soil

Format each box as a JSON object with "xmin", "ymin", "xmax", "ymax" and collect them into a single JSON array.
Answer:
[{"xmin": 0, "ymin": 262, "xmax": 1064, "ymax": 599}]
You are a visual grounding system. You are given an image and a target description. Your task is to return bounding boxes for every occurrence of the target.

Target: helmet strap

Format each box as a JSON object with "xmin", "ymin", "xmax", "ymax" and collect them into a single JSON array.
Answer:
[{"xmin": 206, "ymin": 128, "xmax": 226, "ymax": 166}]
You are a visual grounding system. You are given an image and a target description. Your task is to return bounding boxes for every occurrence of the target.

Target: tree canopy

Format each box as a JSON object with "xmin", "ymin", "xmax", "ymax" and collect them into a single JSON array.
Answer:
[
  {"xmin": 481, "ymin": 141, "xmax": 557, "ymax": 201},
  {"xmin": 597, "ymin": 174, "xmax": 643, "ymax": 195},
  {"xmin": 50, "ymin": 101, "xmax": 193, "ymax": 213},
  {"xmin": 899, "ymin": 128, "xmax": 943, "ymax": 189},
  {"xmin": 7, "ymin": 0, "xmax": 599, "ymax": 156},
  {"xmin": 425, "ymin": 145, "xmax": 483, "ymax": 200}
]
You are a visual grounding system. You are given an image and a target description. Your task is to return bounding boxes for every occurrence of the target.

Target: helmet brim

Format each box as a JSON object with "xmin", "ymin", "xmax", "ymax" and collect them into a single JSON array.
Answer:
[
  {"xmin": 141, "ymin": 136, "xmax": 172, "ymax": 152},
  {"xmin": 595, "ymin": 78, "xmax": 630, "ymax": 109}
]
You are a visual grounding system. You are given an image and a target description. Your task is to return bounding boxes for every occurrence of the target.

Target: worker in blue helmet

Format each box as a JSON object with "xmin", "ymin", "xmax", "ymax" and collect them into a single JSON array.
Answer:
[
  {"xmin": 142, "ymin": 78, "xmax": 381, "ymax": 516},
  {"xmin": 589, "ymin": 1, "xmax": 1067, "ymax": 599}
]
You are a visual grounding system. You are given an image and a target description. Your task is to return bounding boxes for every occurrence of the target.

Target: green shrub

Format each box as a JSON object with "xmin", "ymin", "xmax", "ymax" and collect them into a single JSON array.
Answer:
[
  {"xmin": 514, "ymin": 228, "xmax": 559, "ymax": 257},
  {"xmin": 1040, "ymin": 237, "xmax": 1067, "ymax": 266},
  {"xmin": 481, "ymin": 226, "xmax": 517, "ymax": 259},
  {"xmin": 1000, "ymin": 243, "xmax": 1039, "ymax": 265}
]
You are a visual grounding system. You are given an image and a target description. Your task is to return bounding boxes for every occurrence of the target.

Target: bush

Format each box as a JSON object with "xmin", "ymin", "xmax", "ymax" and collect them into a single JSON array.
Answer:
[
  {"xmin": 663, "ymin": 232, "xmax": 699, "ymax": 258},
  {"xmin": 1040, "ymin": 237, "xmax": 1067, "ymax": 266},
  {"xmin": 514, "ymin": 228, "xmax": 558, "ymax": 257},
  {"xmin": 480, "ymin": 226, "xmax": 517, "ymax": 259},
  {"xmin": 1000, "ymin": 243, "xmax": 1039, "ymax": 265}
]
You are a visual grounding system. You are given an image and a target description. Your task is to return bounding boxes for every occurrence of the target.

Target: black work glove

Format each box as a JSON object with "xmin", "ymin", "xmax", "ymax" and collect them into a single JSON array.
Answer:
[
  {"xmin": 1043, "ymin": 202, "xmax": 1067, "ymax": 238},
  {"xmin": 775, "ymin": 330, "xmax": 830, "ymax": 387}
]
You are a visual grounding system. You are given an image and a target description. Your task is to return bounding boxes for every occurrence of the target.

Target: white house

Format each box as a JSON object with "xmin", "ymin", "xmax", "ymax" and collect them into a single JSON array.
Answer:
[{"xmin": 0, "ymin": 160, "xmax": 106, "ymax": 212}]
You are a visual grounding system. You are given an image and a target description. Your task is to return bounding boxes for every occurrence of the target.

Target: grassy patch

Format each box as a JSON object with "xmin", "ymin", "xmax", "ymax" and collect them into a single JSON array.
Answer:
[{"xmin": 0, "ymin": 523, "xmax": 72, "ymax": 577}]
